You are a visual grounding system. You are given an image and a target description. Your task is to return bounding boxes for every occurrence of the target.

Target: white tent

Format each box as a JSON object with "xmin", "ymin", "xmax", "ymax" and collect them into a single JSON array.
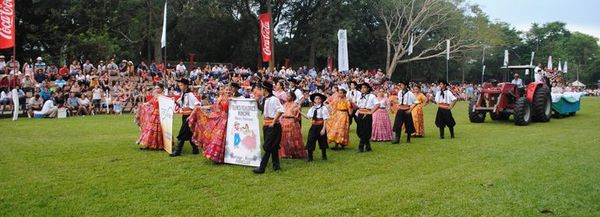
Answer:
[{"xmin": 571, "ymin": 80, "xmax": 585, "ymax": 87}]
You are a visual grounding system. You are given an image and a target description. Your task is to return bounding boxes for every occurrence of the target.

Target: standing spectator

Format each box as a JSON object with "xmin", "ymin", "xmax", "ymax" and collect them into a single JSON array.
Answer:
[
  {"xmin": 107, "ymin": 59, "xmax": 118, "ymax": 76},
  {"xmin": 34, "ymin": 57, "xmax": 47, "ymax": 73},
  {"xmin": 92, "ymin": 85, "xmax": 103, "ymax": 113},
  {"xmin": 0, "ymin": 56, "xmax": 6, "ymax": 73},
  {"xmin": 82, "ymin": 60, "xmax": 94, "ymax": 74},
  {"xmin": 22, "ymin": 58, "xmax": 34, "ymax": 77},
  {"xmin": 7, "ymin": 56, "xmax": 20, "ymax": 74}
]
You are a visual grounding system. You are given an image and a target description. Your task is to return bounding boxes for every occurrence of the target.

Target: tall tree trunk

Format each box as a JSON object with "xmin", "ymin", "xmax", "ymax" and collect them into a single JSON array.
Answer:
[{"xmin": 308, "ymin": 40, "xmax": 316, "ymax": 68}]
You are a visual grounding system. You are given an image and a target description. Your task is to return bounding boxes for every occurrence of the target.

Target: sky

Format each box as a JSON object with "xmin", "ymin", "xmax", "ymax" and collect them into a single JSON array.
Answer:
[{"xmin": 469, "ymin": 0, "xmax": 600, "ymax": 39}]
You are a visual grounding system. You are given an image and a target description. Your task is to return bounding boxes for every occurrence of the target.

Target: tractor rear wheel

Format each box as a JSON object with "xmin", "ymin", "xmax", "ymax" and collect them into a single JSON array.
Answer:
[
  {"xmin": 468, "ymin": 97, "xmax": 486, "ymax": 123},
  {"xmin": 514, "ymin": 97, "xmax": 532, "ymax": 126},
  {"xmin": 532, "ymin": 85, "xmax": 552, "ymax": 122}
]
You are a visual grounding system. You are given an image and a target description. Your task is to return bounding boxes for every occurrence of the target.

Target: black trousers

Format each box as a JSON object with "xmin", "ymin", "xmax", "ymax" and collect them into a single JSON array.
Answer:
[
  {"xmin": 435, "ymin": 108, "xmax": 456, "ymax": 128},
  {"xmin": 356, "ymin": 114, "xmax": 372, "ymax": 147},
  {"xmin": 177, "ymin": 115, "xmax": 193, "ymax": 141},
  {"xmin": 306, "ymin": 125, "xmax": 327, "ymax": 152},
  {"xmin": 259, "ymin": 123, "xmax": 282, "ymax": 169},
  {"xmin": 393, "ymin": 110, "xmax": 415, "ymax": 134}
]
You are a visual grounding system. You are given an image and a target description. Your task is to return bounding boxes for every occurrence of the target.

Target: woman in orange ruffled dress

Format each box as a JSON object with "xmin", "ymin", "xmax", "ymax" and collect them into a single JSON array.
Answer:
[
  {"xmin": 136, "ymin": 85, "xmax": 165, "ymax": 150},
  {"xmin": 326, "ymin": 88, "xmax": 352, "ymax": 150},
  {"xmin": 279, "ymin": 92, "xmax": 306, "ymax": 159},
  {"xmin": 411, "ymin": 86, "xmax": 428, "ymax": 137}
]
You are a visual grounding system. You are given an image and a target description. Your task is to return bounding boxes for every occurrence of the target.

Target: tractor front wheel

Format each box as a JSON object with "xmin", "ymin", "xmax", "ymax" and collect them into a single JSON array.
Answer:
[
  {"xmin": 532, "ymin": 85, "xmax": 552, "ymax": 122},
  {"xmin": 468, "ymin": 97, "xmax": 486, "ymax": 123},
  {"xmin": 514, "ymin": 97, "xmax": 532, "ymax": 126}
]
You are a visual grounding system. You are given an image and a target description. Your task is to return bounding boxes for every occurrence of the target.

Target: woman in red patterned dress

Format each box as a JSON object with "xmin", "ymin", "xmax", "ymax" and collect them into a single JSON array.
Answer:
[
  {"xmin": 193, "ymin": 86, "xmax": 232, "ymax": 164},
  {"xmin": 279, "ymin": 92, "xmax": 306, "ymax": 159},
  {"xmin": 136, "ymin": 85, "xmax": 165, "ymax": 150}
]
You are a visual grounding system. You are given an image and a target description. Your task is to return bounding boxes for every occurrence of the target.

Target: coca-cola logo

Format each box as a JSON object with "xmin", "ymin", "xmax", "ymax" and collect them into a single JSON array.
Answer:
[
  {"xmin": 0, "ymin": 0, "xmax": 14, "ymax": 40},
  {"xmin": 260, "ymin": 20, "xmax": 271, "ymax": 56}
]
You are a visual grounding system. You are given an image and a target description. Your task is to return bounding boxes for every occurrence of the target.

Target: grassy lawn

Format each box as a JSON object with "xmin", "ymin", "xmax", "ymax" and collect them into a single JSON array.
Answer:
[{"xmin": 1, "ymin": 98, "xmax": 600, "ymax": 216}]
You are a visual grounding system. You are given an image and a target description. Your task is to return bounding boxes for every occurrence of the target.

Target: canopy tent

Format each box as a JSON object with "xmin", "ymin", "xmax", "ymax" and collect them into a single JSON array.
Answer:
[{"xmin": 570, "ymin": 80, "xmax": 585, "ymax": 87}]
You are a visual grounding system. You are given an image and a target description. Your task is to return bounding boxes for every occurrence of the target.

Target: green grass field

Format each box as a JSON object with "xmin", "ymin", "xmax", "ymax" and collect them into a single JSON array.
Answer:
[{"xmin": 1, "ymin": 98, "xmax": 600, "ymax": 216}]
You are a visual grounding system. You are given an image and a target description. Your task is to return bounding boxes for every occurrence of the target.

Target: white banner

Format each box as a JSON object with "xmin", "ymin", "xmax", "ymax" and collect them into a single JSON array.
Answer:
[
  {"xmin": 158, "ymin": 96, "xmax": 175, "ymax": 154},
  {"xmin": 547, "ymin": 56, "xmax": 553, "ymax": 70},
  {"xmin": 503, "ymin": 50, "xmax": 509, "ymax": 66},
  {"xmin": 224, "ymin": 98, "xmax": 262, "ymax": 167},
  {"xmin": 160, "ymin": 1, "xmax": 167, "ymax": 48},
  {"xmin": 446, "ymin": 39, "xmax": 451, "ymax": 60},
  {"xmin": 11, "ymin": 89, "xmax": 18, "ymax": 121},
  {"xmin": 337, "ymin": 29, "xmax": 349, "ymax": 72}
]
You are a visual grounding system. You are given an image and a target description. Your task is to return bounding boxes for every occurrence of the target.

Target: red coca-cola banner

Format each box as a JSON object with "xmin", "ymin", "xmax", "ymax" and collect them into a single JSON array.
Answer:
[
  {"xmin": 0, "ymin": 0, "xmax": 15, "ymax": 49},
  {"xmin": 259, "ymin": 13, "xmax": 272, "ymax": 62}
]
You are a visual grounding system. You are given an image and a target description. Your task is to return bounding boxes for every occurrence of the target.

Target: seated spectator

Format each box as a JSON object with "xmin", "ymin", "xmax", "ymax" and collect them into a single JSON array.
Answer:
[
  {"xmin": 55, "ymin": 76, "xmax": 66, "ymax": 88},
  {"xmin": 28, "ymin": 94, "xmax": 44, "ymax": 118},
  {"xmin": 78, "ymin": 92, "xmax": 94, "ymax": 116},
  {"xmin": 0, "ymin": 88, "xmax": 11, "ymax": 112},
  {"xmin": 66, "ymin": 93, "xmax": 80, "ymax": 116}
]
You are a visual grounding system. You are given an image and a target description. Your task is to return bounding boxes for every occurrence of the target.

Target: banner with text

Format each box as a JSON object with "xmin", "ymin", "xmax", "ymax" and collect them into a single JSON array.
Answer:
[
  {"xmin": 159, "ymin": 96, "xmax": 175, "ymax": 154},
  {"xmin": 224, "ymin": 98, "xmax": 262, "ymax": 167},
  {"xmin": 259, "ymin": 13, "xmax": 272, "ymax": 62},
  {"xmin": 337, "ymin": 29, "xmax": 349, "ymax": 72},
  {"xmin": 0, "ymin": 0, "xmax": 15, "ymax": 49}
]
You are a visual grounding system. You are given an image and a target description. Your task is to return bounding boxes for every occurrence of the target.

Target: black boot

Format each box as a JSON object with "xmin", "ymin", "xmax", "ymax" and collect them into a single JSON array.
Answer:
[
  {"xmin": 406, "ymin": 133, "xmax": 411, "ymax": 143},
  {"xmin": 439, "ymin": 127, "xmax": 445, "ymax": 139},
  {"xmin": 253, "ymin": 152, "xmax": 270, "ymax": 174},
  {"xmin": 169, "ymin": 140, "xmax": 184, "ymax": 157},
  {"xmin": 358, "ymin": 144, "xmax": 365, "ymax": 153},
  {"xmin": 272, "ymin": 151, "xmax": 281, "ymax": 171},
  {"xmin": 449, "ymin": 127, "xmax": 455, "ymax": 139},
  {"xmin": 391, "ymin": 132, "xmax": 400, "ymax": 144},
  {"xmin": 191, "ymin": 142, "xmax": 199, "ymax": 155},
  {"xmin": 321, "ymin": 149, "xmax": 327, "ymax": 160},
  {"xmin": 365, "ymin": 142, "xmax": 372, "ymax": 152},
  {"xmin": 307, "ymin": 151, "xmax": 314, "ymax": 161}
]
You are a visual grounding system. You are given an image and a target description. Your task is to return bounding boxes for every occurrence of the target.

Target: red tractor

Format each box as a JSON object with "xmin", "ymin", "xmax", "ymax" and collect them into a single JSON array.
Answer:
[{"xmin": 469, "ymin": 65, "xmax": 552, "ymax": 126}]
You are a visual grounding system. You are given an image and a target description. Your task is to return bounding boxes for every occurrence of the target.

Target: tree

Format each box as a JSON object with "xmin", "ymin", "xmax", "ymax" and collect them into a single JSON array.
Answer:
[{"xmin": 378, "ymin": 0, "xmax": 478, "ymax": 77}]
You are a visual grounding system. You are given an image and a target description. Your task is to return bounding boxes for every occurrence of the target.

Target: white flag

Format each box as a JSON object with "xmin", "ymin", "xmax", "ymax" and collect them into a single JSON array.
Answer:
[
  {"xmin": 503, "ymin": 50, "xmax": 509, "ymax": 66},
  {"xmin": 160, "ymin": 1, "xmax": 168, "ymax": 48},
  {"xmin": 547, "ymin": 56, "xmax": 553, "ymax": 70},
  {"xmin": 530, "ymin": 51, "xmax": 535, "ymax": 66},
  {"xmin": 558, "ymin": 60, "xmax": 562, "ymax": 71},
  {"xmin": 563, "ymin": 61, "xmax": 568, "ymax": 73},
  {"xmin": 408, "ymin": 33, "xmax": 414, "ymax": 56},
  {"xmin": 446, "ymin": 40, "xmax": 450, "ymax": 60}
]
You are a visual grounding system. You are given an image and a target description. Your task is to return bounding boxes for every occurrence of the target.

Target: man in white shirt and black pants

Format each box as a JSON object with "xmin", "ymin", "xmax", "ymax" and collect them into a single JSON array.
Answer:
[
  {"xmin": 253, "ymin": 81, "xmax": 285, "ymax": 174},
  {"xmin": 432, "ymin": 80, "xmax": 457, "ymax": 139},
  {"xmin": 355, "ymin": 83, "xmax": 377, "ymax": 152},
  {"xmin": 392, "ymin": 81, "xmax": 417, "ymax": 144},
  {"xmin": 170, "ymin": 79, "xmax": 201, "ymax": 157},
  {"xmin": 301, "ymin": 92, "xmax": 330, "ymax": 161},
  {"xmin": 346, "ymin": 81, "xmax": 361, "ymax": 125}
]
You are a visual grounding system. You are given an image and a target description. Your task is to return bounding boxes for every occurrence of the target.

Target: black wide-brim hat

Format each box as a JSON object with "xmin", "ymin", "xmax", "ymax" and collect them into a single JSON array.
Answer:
[
  {"xmin": 231, "ymin": 82, "xmax": 241, "ymax": 89},
  {"xmin": 177, "ymin": 78, "xmax": 190, "ymax": 85},
  {"xmin": 397, "ymin": 80, "xmax": 409, "ymax": 86},
  {"xmin": 358, "ymin": 83, "xmax": 372, "ymax": 92},
  {"xmin": 310, "ymin": 92, "xmax": 327, "ymax": 102},
  {"xmin": 261, "ymin": 81, "xmax": 274, "ymax": 91},
  {"xmin": 437, "ymin": 80, "xmax": 450, "ymax": 86}
]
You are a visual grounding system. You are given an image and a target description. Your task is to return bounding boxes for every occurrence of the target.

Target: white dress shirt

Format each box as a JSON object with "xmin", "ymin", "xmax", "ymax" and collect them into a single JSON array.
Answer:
[
  {"xmin": 177, "ymin": 92, "xmax": 200, "ymax": 109},
  {"xmin": 41, "ymin": 100, "xmax": 57, "ymax": 114},
  {"xmin": 263, "ymin": 96, "xmax": 285, "ymax": 118},
  {"xmin": 346, "ymin": 89, "xmax": 361, "ymax": 103},
  {"xmin": 356, "ymin": 93, "xmax": 377, "ymax": 109},
  {"xmin": 511, "ymin": 78, "xmax": 523, "ymax": 88},
  {"xmin": 307, "ymin": 105, "xmax": 330, "ymax": 120},
  {"xmin": 397, "ymin": 90, "xmax": 418, "ymax": 105},
  {"xmin": 434, "ymin": 90, "xmax": 457, "ymax": 104},
  {"xmin": 375, "ymin": 98, "xmax": 387, "ymax": 108}
]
